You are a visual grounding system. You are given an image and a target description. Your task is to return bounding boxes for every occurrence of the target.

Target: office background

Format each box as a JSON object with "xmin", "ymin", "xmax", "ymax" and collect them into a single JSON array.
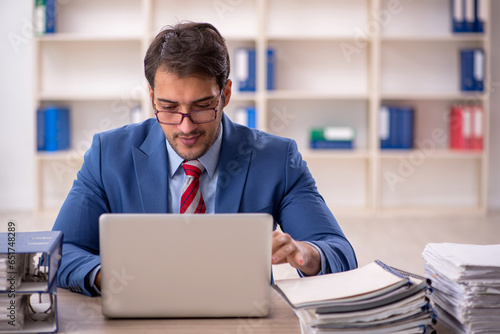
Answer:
[{"xmin": 0, "ymin": 0, "xmax": 499, "ymax": 215}]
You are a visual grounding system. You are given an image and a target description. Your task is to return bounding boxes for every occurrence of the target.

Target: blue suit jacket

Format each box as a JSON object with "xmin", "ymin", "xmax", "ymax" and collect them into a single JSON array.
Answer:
[{"xmin": 52, "ymin": 115, "xmax": 357, "ymax": 296}]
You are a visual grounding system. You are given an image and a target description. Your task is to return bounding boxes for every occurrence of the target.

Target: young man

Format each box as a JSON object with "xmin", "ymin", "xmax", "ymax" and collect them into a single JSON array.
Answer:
[{"xmin": 52, "ymin": 22, "xmax": 357, "ymax": 296}]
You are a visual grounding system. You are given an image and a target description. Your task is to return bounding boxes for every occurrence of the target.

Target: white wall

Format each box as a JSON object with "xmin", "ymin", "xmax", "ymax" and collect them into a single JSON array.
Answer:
[
  {"xmin": 0, "ymin": 1, "xmax": 499, "ymax": 212},
  {"xmin": 0, "ymin": 0, "xmax": 34, "ymax": 211}
]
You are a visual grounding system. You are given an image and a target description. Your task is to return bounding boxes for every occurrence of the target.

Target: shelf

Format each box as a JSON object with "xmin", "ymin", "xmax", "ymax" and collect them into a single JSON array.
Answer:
[
  {"xmin": 376, "ymin": 206, "xmax": 487, "ymax": 216},
  {"xmin": 38, "ymin": 91, "xmax": 145, "ymax": 101},
  {"xmin": 379, "ymin": 149, "xmax": 484, "ymax": 160},
  {"xmin": 266, "ymin": 34, "xmax": 370, "ymax": 42},
  {"xmin": 381, "ymin": 34, "xmax": 487, "ymax": 42},
  {"xmin": 148, "ymin": 32, "xmax": 258, "ymax": 42},
  {"xmin": 380, "ymin": 91, "xmax": 488, "ymax": 101},
  {"xmin": 37, "ymin": 151, "xmax": 84, "ymax": 162},
  {"xmin": 301, "ymin": 149, "xmax": 370, "ymax": 160},
  {"xmin": 32, "ymin": 0, "xmax": 490, "ymax": 215},
  {"xmin": 230, "ymin": 92, "xmax": 257, "ymax": 102},
  {"xmin": 266, "ymin": 91, "xmax": 369, "ymax": 100},
  {"xmin": 36, "ymin": 33, "xmax": 143, "ymax": 42}
]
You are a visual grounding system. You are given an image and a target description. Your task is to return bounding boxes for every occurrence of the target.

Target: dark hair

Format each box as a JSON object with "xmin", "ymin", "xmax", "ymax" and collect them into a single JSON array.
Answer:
[{"xmin": 144, "ymin": 22, "xmax": 230, "ymax": 91}]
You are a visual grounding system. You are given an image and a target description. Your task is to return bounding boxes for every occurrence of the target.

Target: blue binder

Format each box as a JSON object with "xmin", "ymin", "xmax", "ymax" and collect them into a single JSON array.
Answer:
[
  {"xmin": 235, "ymin": 48, "xmax": 256, "ymax": 92},
  {"xmin": 310, "ymin": 140, "xmax": 353, "ymax": 149},
  {"xmin": 233, "ymin": 106, "xmax": 256, "ymax": 128},
  {"xmin": 246, "ymin": 106, "xmax": 256, "ymax": 128},
  {"xmin": 464, "ymin": 0, "xmax": 475, "ymax": 32},
  {"xmin": 380, "ymin": 106, "xmax": 414, "ymax": 149},
  {"xmin": 460, "ymin": 48, "xmax": 484, "ymax": 91},
  {"xmin": 451, "ymin": 0, "xmax": 465, "ymax": 33},
  {"xmin": 398, "ymin": 107, "xmax": 414, "ymax": 149},
  {"xmin": 37, "ymin": 106, "xmax": 71, "ymax": 151},
  {"xmin": 474, "ymin": 0, "xmax": 485, "ymax": 33},
  {"xmin": 37, "ymin": 109, "xmax": 46, "ymax": 151},
  {"xmin": 267, "ymin": 48, "xmax": 275, "ymax": 91},
  {"xmin": 45, "ymin": 0, "xmax": 56, "ymax": 34}
]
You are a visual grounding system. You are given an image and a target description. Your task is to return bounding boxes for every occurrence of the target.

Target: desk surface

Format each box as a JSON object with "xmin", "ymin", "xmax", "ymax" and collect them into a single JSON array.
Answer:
[
  {"xmin": 55, "ymin": 288, "xmax": 452, "ymax": 334},
  {"xmin": 55, "ymin": 288, "xmax": 302, "ymax": 334}
]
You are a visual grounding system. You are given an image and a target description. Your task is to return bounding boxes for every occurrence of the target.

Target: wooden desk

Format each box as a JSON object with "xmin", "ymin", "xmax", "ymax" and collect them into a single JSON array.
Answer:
[
  {"xmin": 55, "ymin": 288, "xmax": 302, "ymax": 334},
  {"xmin": 55, "ymin": 288, "xmax": 452, "ymax": 334}
]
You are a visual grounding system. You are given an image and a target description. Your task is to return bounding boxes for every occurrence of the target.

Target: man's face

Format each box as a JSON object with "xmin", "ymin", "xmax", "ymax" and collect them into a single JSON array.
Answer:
[{"xmin": 149, "ymin": 69, "xmax": 231, "ymax": 160}]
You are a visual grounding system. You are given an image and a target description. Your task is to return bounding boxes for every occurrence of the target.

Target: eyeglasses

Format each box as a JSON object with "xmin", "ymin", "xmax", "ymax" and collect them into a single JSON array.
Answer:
[{"xmin": 153, "ymin": 90, "xmax": 223, "ymax": 125}]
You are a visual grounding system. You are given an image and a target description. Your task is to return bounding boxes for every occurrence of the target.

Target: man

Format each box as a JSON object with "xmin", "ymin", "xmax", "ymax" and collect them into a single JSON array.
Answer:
[{"xmin": 52, "ymin": 22, "xmax": 357, "ymax": 296}]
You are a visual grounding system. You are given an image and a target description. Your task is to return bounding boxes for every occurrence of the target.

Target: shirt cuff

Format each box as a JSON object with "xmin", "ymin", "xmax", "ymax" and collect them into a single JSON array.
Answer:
[
  {"xmin": 87, "ymin": 264, "xmax": 102, "ymax": 295},
  {"xmin": 298, "ymin": 242, "xmax": 327, "ymax": 277}
]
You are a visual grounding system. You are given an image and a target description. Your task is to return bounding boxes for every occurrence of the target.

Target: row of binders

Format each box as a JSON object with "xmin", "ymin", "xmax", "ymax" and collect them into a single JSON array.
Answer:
[
  {"xmin": 451, "ymin": 0, "xmax": 486, "ymax": 33},
  {"xmin": 422, "ymin": 243, "xmax": 500, "ymax": 333},
  {"xmin": 234, "ymin": 48, "xmax": 275, "ymax": 92},
  {"xmin": 274, "ymin": 260, "xmax": 436, "ymax": 334},
  {"xmin": 0, "ymin": 231, "xmax": 63, "ymax": 333},
  {"xmin": 307, "ymin": 103, "xmax": 483, "ymax": 152}
]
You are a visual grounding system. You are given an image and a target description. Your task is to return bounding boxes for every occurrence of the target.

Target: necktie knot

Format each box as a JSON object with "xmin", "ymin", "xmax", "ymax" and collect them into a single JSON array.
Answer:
[{"xmin": 182, "ymin": 160, "xmax": 205, "ymax": 178}]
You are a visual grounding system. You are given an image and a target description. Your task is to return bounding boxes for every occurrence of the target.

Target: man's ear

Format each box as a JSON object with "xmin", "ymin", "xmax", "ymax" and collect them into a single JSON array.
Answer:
[
  {"xmin": 223, "ymin": 79, "xmax": 232, "ymax": 107},
  {"xmin": 148, "ymin": 84, "xmax": 154, "ymax": 103}
]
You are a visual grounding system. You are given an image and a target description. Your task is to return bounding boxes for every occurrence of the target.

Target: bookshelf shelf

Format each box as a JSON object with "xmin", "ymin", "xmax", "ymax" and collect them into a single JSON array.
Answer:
[
  {"xmin": 265, "ymin": 91, "xmax": 369, "ymax": 101},
  {"xmin": 36, "ymin": 33, "xmax": 143, "ymax": 42},
  {"xmin": 380, "ymin": 92, "xmax": 487, "ymax": 100},
  {"xmin": 36, "ymin": 151, "xmax": 84, "ymax": 162},
  {"xmin": 38, "ymin": 91, "xmax": 145, "ymax": 101},
  {"xmin": 33, "ymin": 0, "xmax": 491, "ymax": 215},
  {"xmin": 380, "ymin": 34, "xmax": 487, "ymax": 42},
  {"xmin": 266, "ymin": 35, "xmax": 371, "ymax": 42},
  {"xmin": 229, "ymin": 93, "xmax": 258, "ymax": 102},
  {"xmin": 379, "ymin": 149, "xmax": 484, "ymax": 160},
  {"xmin": 301, "ymin": 149, "xmax": 371, "ymax": 160}
]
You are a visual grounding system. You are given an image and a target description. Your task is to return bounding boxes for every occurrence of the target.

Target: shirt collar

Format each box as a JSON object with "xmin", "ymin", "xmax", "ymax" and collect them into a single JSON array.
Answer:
[{"xmin": 166, "ymin": 123, "xmax": 223, "ymax": 179}]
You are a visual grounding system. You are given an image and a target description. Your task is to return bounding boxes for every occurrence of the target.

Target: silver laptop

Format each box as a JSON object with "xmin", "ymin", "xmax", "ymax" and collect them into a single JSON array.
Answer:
[{"xmin": 99, "ymin": 213, "xmax": 273, "ymax": 318}]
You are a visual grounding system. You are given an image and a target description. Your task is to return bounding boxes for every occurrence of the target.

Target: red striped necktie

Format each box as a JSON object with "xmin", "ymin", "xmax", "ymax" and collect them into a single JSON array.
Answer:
[{"xmin": 180, "ymin": 160, "xmax": 206, "ymax": 214}]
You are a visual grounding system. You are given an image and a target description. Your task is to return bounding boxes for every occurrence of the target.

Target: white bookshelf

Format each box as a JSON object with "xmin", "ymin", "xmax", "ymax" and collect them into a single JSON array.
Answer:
[{"xmin": 33, "ymin": 0, "xmax": 491, "ymax": 215}]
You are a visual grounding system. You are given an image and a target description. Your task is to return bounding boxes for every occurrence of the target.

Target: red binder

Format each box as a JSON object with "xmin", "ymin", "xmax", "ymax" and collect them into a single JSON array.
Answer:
[
  {"xmin": 449, "ymin": 105, "xmax": 483, "ymax": 151},
  {"xmin": 471, "ymin": 105, "xmax": 484, "ymax": 150}
]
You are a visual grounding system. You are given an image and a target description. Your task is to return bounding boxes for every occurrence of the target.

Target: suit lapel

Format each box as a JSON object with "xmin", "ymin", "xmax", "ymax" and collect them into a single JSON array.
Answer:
[
  {"xmin": 215, "ymin": 115, "xmax": 252, "ymax": 213},
  {"xmin": 131, "ymin": 121, "xmax": 169, "ymax": 213}
]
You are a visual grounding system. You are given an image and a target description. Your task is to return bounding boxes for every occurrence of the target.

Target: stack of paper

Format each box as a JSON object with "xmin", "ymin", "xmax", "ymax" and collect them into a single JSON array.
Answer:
[
  {"xmin": 422, "ymin": 243, "xmax": 500, "ymax": 334},
  {"xmin": 274, "ymin": 261, "xmax": 436, "ymax": 334}
]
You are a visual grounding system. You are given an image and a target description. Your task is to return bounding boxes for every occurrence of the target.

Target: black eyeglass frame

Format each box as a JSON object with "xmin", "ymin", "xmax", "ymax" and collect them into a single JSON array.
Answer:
[{"xmin": 153, "ymin": 89, "xmax": 223, "ymax": 125}]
